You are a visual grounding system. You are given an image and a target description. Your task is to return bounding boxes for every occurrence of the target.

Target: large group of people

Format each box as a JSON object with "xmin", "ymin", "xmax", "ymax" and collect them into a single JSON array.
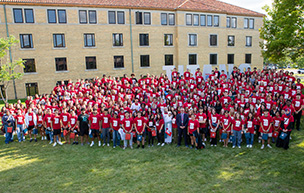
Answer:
[{"xmin": 1, "ymin": 66, "xmax": 303, "ymax": 150}]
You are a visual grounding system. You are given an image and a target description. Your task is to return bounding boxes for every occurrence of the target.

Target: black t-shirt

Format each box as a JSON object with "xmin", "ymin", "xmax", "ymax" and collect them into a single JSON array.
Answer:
[{"xmin": 78, "ymin": 114, "xmax": 89, "ymax": 130}]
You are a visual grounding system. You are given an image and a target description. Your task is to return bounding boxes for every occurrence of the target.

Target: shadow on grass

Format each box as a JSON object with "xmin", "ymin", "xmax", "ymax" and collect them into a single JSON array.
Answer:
[{"xmin": 0, "ymin": 130, "xmax": 303, "ymax": 192}]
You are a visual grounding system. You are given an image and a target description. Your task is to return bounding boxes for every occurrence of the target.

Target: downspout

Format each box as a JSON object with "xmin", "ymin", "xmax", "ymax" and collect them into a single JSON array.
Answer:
[
  {"xmin": 129, "ymin": 8, "xmax": 134, "ymax": 73},
  {"xmin": 3, "ymin": 4, "xmax": 18, "ymax": 99}
]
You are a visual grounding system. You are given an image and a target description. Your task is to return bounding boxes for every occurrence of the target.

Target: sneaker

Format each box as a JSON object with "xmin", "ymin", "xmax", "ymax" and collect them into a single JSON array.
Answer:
[
  {"xmin": 142, "ymin": 145, "xmax": 145, "ymax": 149},
  {"xmin": 219, "ymin": 139, "xmax": 222, "ymax": 142},
  {"xmin": 72, "ymin": 142, "xmax": 75, "ymax": 145},
  {"xmin": 190, "ymin": 146, "xmax": 193, "ymax": 149},
  {"xmin": 261, "ymin": 145, "xmax": 264, "ymax": 149},
  {"xmin": 204, "ymin": 138, "xmax": 206, "ymax": 142},
  {"xmin": 35, "ymin": 139, "xmax": 37, "ymax": 142},
  {"xmin": 30, "ymin": 138, "xmax": 33, "ymax": 142},
  {"xmin": 81, "ymin": 143, "xmax": 84, "ymax": 146},
  {"xmin": 130, "ymin": 146, "xmax": 133, "ymax": 149},
  {"xmin": 113, "ymin": 146, "xmax": 116, "ymax": 148},
  {"xmin": 90, "ymin": 142, "xmax": 94, "ymax": 147},
  {"xmin": 53, "ymin": 142, "xmax": 57, "ymax": 147},
  {"xmin": 44, "ymin": 136, "xmax": 47, "ymax": 140},
  {"xmin": 246, "ymin": 145, "xmax": 249, "ymax": 148},
  {"xmin": 232, "ymin": 146, "xmax": 235, "ymax": 148},
  {"xmin": 148, "ymin": 145, "xmax": 151, "ymax": 147},
  {"xmin": 161, "ymin": 143, "xmax": 165, "ymax": 147},
  {"xmin": 58, "ymin": 141, "xmax": 63, "ymax": 145},
  {"xmin": 123, "ymin": 147, "xmax": 126, "ymax": 150},
  {"xmin": 238, "ymin": 146, "xmax": 241, "ymax": 149},
  {"xmin": 41, "ymin": 137, "xmax": 44, "ymax": 141},
  {"xmin": 49, "ymin": 141, "xmax": 53, "ymax": 144},
  {"xmin": 211, "ymin": 144, "xmax": 214, "ymax": 147},
  {"xmin": 87, "ymin": 142, "xmax": 90, "ymax": 145},
  {"xmin": 258, "ymin": 139, "xmax": 261, "ymax": 143},
  {"xmin": 107, "ymin": 143, "xmax": 110, "ymax": 147},
  {"xmin": 103, "ymin": 143, "xmax": 106, "ymax": 146},
  {"xmin": 157, "ymin": 143, "xmax": 161, "ymax": 146},
  {"xmin": 98, "ymin": 141, "xmax": 101, "ymax": 147},
  {"xmin": 250, "ymin": 145, "xmax": 253, "ymax": 148},
  {"xmin": 137, "ymin": 145, "xmax": 140, "ymax": 149},
  {"xmin": 202, "ymin": 142, "xmax": 206, "ymax": 146},
  {"xmin": 267, "ymin": 144, "xmax": 272, "ymax": 148},
  {"xmin": 75, "ymin": 142, "xmax": 79, "ymax": 145}
]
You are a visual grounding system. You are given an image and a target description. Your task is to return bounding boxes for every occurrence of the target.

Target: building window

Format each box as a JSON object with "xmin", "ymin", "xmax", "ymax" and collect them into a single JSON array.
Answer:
[
  {"xmin": 144, "ymin": 12, "xmax": 151, "ymax": 25},
  {"xmin": 84, "ymin": 33, "xmax": 95, "ymax": 47},
  {"xmin": 161, "ymin": 13, "xmax": 167, "ymax": 25},
  {"xmin": 139, "ymin": 34, "xmax": 149, "ymax": 46},
  {"xmin": 228, "ymin": 35, "xmax": 235, "ymax": 46},
  {"xmin": 24, "ymin": 9, "xmax": 34, "ymax": 23},
  {"xmin": 23, "ymin": 59, "xmax": 36, "ymax": 73},
  {"xmin": 246, "ymin": 36, "xmax": 252, "ymax": 47},
  {"xmin": 210, "ymin": 34, "xmax": 217, "ymax": 46},
  {"xmin": 200, "ymin": 14, "xmax": 206, "ymax": 26},
  {"xmin": 244, "ymin": 18, "xmax": 248, "ymax": 29},
  {"xmin": 193, "ymin": 14, "xmax": 199, "ymax": 26},
  {"xmin": 53, "ymin": 34, "xmax": 65, "ymax": 48},
  {"xmin": 186, "ymin": 14, "xmax": 192, "ymax": 25},
  {"xmin": 55, "ymin": 58, "xmax": 67, "ymax": 71},
  {"xmin": 114, "ymin": 56, "xmax": 124, "ymax": 68},
  {"xmin": 85, "ymin": 56, "xmax": 96, "ymax": 70},
  {"xmin": 189, "ymin": 54, "xmax": 197, "ymax": 65},
  {"xmin": 164, "ymin": 34, "xmax": 173, "ymax": 46},
  {"xmin": 245, "ymin": 54, "xmax": 252, "ymax": 64},
  {"xmin": 57, "ymin": 10, "xmax": 67, "ymax": 23},
  {"xmin": 13, "ymin": 8, "xmax": 23, "ymax": 23},
  {"xmin": 227, "ymin": 54, "xmax": 234, "ymax": 64},
  {"xmin": 168, "ymin": 14, "xmax": 175, "ymax": 25},
  {"xmin": 231, "ymin": 17, "xmax": 237, "ymax": 28},
  {"xmin": 189, "ymin": 34, "xmax": 197, "ymax": 46},
  {"xmin": 79, "ymin": 10, "xmax": 87, "ymax": 24},
  {"xmin": 226, "ymin": 17, "xmax": 230, "ymax": 28},
  {"xmin": 165, "ymin": 55, "xmax": 173, "ymax": 65},
  {"xmin": 207, "ymin": 15, "xmax": 212, "ymax": 26},
  {"xmin": 214, "ymin": 15, "xmax": 219, "ymax": 27},
  {"xmin": 249, "ymin": 19, "xmax": 254, "ymax": 29},
  {"xmin": 108, "ymin": 11, "xmax": 116, "ymax": 24},
  {"xmin": 117, "ymin": 11, "xmax": 125, "ymax": 24},
  {"xmin": 140, "ymin": 55, "xmax": 150, "ymax": 67},
  {"xmin": 210, "ymin": 54, "xmax": 217, "ymax": 65},
  {"xmin": 47, "ymin": 9, "xmax": 56, "ymax": 23},
  {"xmin": 89, "ymin": 10, "xmax": 97, "ymax": 24},
  {"xmin": 113, "ymin": 33, "xmax": 123, "ymax": 46},
  {"xmin": 25, "ymin": 83, "xmax": 39, "ymax": 96},
  {"xmin": 20, "ymin": 34, "xmax": 33, "ymax": 48}
]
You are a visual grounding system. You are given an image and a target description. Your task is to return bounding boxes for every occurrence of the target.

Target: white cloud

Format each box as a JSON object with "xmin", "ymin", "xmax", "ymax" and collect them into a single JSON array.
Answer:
[{"xmin": 219, "ymin": 0, "xmax": 273, "ymax": 14}]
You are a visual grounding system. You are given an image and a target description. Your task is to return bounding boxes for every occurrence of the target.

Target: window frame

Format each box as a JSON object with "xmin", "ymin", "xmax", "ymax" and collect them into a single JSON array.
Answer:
[
  {"xmin": 79, "ymin": 10, "xmax": 87, "ymax": 24},
  {"xmin": 25, "ymin": 83, "xmax": 39, "ymax": 96},
  {"xmin": 165, "ymin": 54, "xmax": 173, "ymax": 66},
  {"xmin": 209, "ymin": 34, "xmax": 218, "ymax": 46},
  {"xmin": 161, "ymin": 13, "xmax": 167, "ymax": 25},
  {"xmin": 89, "ymin": 10, "xmax": 97, "ymax": 24},
  {"xmin": 227, "ymin": 54, "xmax": 234, "ymax": 64},
  {"xmin": 113, "ymin": 33, "xmax": 123, "ymax": 47},
  {"xmin": 140, "ymin": 55, "xmax": 150, "ymax": 67},
  {"xmin": 245, "ymin": 53, "xmax": 252, "ymax": 64},
  {"xmin": 226, "ymin": 17, "xmax": 231, "ymax": 28},
  {"xmin": 193, "ymin": 14, "xmax": 199, "ymax": 26},
  {"xmin": 85, "ymin": 56, "xmax": 97, "ymax": 70},
  {"xmin": 57, "ymin": 9, "xmax": 67, "ymax": 24},
  {"xmin": 117, "ymin": 11, "xmax": 125, "ymax": 24},
  {"xmin": 84, "ymin": 33, "xmax": 95, "ymax": 47},
  {"xmin": 164, "ymin": 34, "xmax": 173, "ymax": 46},
  {"xmin": 144, "ymin": 12, "xmax": 151, "ymax": 25},
  {"xmin": 207, "ymin": 15, "xmax": 212, "ymax": 26},
  {"xmin": 213, "ymin": 15, "xmax": 219, "ymax": 27},
  {"xmin": 231, "ymin": 17, "xmax": 237, "ymax": 28},
  {"xmin": 108, "ymin": 11, "xmax": 116, "ymax": 24},
  {"xmin": 246, "ymin": 36, "xmax": 252, "ymax": 47},
  {"xmin": 228, "ymin": 35, "xmax": 235, "ymax": 47},
  {"xmin": 47, "ymin": 9, "xmax": 57, "ymax": 23},
  {"xmin": 24, "ymin": 9, "xmax": 34, "ymax": 23},
  {"xmin": 200, "ymin": 14, "xmax": 206, "ymax": 26},
  {"xmin": 13, "ymin": 8, "xmax": 23, "ymax": 23},
  {"xmin": 249, "ymin": 18, "xmax": 254, "ymax": 29},
  {"xmin": 139, "ymin": 34, "xmax": 149, "ymax": 46},
  {"xmin": 20, "ymin": 34, "xmax": 33, "ymax": 49},
  {"xmin": 135, "ymin": 11, "xmax": 143, "ymax": 24},
  {"xmin": 210, "ymin": 53, "xmax": 218, "ymax": 65},
  {"xmin": 55, "ymin": 57, "xmax": 68, "ymax": 71},
  {"xmin": 168, "ymin": 13, "xmax": 175, "ymax": 25},
  {"xmin": 23, "ymin": 58, "xmax": 36, "ymax": 73},
  {"xmin": 114, "ymin": 56, "xmax": 124, "ymax": 68},
  {"xmin": 244, "ymin": 18, "xmax": 249, "ymax": 29},
  {"xmin": 186, "ymin": 14, "xmax": 192, "ymax": 26},
  {"xmin": 53, "ymin": 34, "xmax": 66, "ymax": 48},
  {"xmin": 188, "ymin": 34, "xmax": 197, "ymax": 46},
  {"xmin": 188, "ymin": 54, "xmax": 197, "ymax": 65}
]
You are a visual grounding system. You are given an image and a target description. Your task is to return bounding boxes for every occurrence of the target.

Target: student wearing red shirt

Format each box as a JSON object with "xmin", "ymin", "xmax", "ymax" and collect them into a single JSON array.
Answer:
[
  {"xmin": 272, "ymin": 111, "xmax": 281, "ymax": 141},
  {"xmin": 101, "ymin": 109, "xmax": 111, "ymax": 146},
  {"xmin": 122, "ymin": 111, "xmax": 133, "ymax": 149},
  {"xmin": 231, "ymin": 112, "xmax": 244, "ymax": 148},
  {"xmin": 36, "ymin": 109, "xmax": 45, "ymax": 141},
  {"xmin": 69, "ymin": 110, "xmax": 79, "ymax": 145},
  {"xmin": 188, "ymin": 114, "xmax": 199, "ymax": 149},
  {"xmin": 43, "ymin": 109, "xmax": 53, "ymax": 144},
  {"xmin": 25, "ymin": 108, "xmax": 37, "ymax": 142},
  {"xmin": 245, "ymin": 112, "xmax": 255, "ymax": 148},
  {"xmin": 134, "ymin": 112, "xmax": 146, "ymax": 148},
  {"xmin": 110, "ymin": 112, "xmax": 120, "ymax": 148},
  {"xmin": 209, "ymin": 108, "xmax": 220, "ymax": 147},
  {"xmin": 15, "ymin": 109, "xmax": 25, "ymax": 142},
  {"xmin": 156, "ymin": 113, "xmax": 165, "ymax": 146},
  {"xmin": 292, "ymin": 94, "xmax": 303, "ymax": 131},
  {"xmin": 221, "ymin": 111, "xmax": 232, "ymax": 148},
  {"xmin": 51, "ymin": 109, "xmax": 63, "ymax": 146},
  {"xmin": 196, "ymin": 108, "xmax": 207, "ymax": 145},
  {"xmin": 88, "ymin": 108, "xmax": 101, "ymax": 147},
  {"xmin": 276, "ymin": 109, "xmax": 294, "ymax": 150},
  {"xmin": 260, "ymin": 110, "xmax": 273, "ymax": 149},
  {"xmin": 60, "ymin": 108, "xmax": 71, "ymax": 144}
]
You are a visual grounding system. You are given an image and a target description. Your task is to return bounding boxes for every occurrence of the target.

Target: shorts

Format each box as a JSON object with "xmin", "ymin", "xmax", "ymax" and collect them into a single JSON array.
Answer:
[
  {"xmin": 53, "ymin": 129, "xmax": 61, "ymax": 135},
  {"xmin": 91, "ymin": 129, "xmax": 100, "ymax": 137},
  {"xmin": 200, "ymin": 127, "xmax": 208, "ymax": 134},
  {"xmin": 137, "ymin": 130, "xmax": 146, "ymax": 138},
  {"xmin": 261, "ymin": 133, "xmax": 272, "ymax": 137},
  {"xmin": 80, "ymin": 127, "xmax": 89, "ymax": 136},
  {"xmin": 28, "ymin": 125, "xmax": 35, "ymax": 130}
]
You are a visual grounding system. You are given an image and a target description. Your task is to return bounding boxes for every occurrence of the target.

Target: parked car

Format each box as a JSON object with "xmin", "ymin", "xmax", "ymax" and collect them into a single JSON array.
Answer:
[{"xmin": 298, "ymin": 69, "xmax": 304, "ymax": 74}]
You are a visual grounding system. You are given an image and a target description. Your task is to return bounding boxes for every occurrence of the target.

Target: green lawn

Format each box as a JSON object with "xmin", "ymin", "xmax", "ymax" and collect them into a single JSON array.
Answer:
[{"xmin": 0, "ymin": 129, "xmax": 303, "ymax": 192}]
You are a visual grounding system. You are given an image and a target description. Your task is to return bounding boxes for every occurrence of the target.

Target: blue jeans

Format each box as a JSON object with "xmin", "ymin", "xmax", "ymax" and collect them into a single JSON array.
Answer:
[
  {"xmin": 113, "ymin": 130, "xmax": 120, "ymax": 147},
  {"xmin": 102, "ymin": 128, "xmax": 110, "ymax": 144},
  {"xmin": 233, "ymin": 130, "xmax": 242, "ymax": 147},
  {"xmin": 246, "ymin": 133, "xmax": 254, "ymax": 145},
  {"xmin": 46, "ymin": 128, "xmax": 54, "ymax": 142},
  {"xmin": 4, "ymin": 125, "xmax": 12, "ymax": 144},
  {"xmin": 16, "ymin": 124, "xmax": 24, "ymax": 142}
]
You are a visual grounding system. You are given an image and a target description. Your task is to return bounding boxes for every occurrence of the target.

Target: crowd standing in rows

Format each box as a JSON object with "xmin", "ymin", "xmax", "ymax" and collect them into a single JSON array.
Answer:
[{"xmin": 1, "ymin": 66, "xmax": 303, "ymax": 150}]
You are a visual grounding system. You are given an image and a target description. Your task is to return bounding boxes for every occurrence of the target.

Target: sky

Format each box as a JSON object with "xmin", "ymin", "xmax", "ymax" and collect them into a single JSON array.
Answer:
[{"xmin": 219, "ymin": 0, "xmax": 273, "ymax": 15}]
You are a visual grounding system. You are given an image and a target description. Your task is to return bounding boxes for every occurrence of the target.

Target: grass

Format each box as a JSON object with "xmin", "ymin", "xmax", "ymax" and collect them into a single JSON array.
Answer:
[{"xmin": 0, "ymin": 128, "xmax": 303, "ymax": 192}]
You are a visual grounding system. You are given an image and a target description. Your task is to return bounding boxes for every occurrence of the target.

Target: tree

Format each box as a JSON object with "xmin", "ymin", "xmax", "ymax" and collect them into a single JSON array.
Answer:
[
  {"xmin": 260, "ymin": 0, "xmax": 304, "ymax": 65},
  {"xmin": 0, "ymin": 36, "xmax": 24, "ymax": 102}
]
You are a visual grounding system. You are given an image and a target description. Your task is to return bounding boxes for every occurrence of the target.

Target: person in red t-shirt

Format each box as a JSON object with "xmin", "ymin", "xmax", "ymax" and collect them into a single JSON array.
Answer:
[
  {"xmin": 276, "ymin": 109, "xmax": 294, "ymax": 150},
  {"xmin": 231, "ymin": 112, "xmax": 244, "ymax": 148},
  {"xmin": 51, "ymin": 109, "xmax": 63, "ymax": 146},
  {"xmin": 36, "ymin": 109, "xmax": 45, "ymax": 141},
  {"xmin": 292, "ymin": 94, "xmax": 303, "ymax": 131},
  {"xmin": 110, "ymin": 112, "xmax": 120, "ymax": 148},
  {"xmin": 260, "ymin": 110, "xmax": 273, "ymax": 149},
  {"xmin": 43, "ymin": 109, "xmax": 53, "ymax": 144},
  {"xmin": 155, "ymin": 113, "xmax": 165, "ymax": 146},
  {"xmin": 134, "ymin": 112, "xmax": 147, "ymax": 148},
  {"xmin": 245, "ymin": 112, "xmax": 256, "ymax": 148},
  {"xmin": 60, "ymin": 108, "xmax": 71, "ymax": 144},
  {"xmin": 69, "ymin": 110, "xmax": 79, "ymax": 145},
  {"xmin": 188, "ymin": 114, "xmax": 199, "ymax": 149},
  {"xmin": 209, "ymin": 108, "xmax": 220, "ymax": 146},
  {"xmin": 89, "ymin": 108, "xmax": 101, "ymax": 147},
  {"xmin": 272, "ymin": 111, "xmax": 281, "ymax": 140},
  {"xmin": 122, "ymin": 111, "xmax": 133, "ymax": 149},
  {"xmin": 220, "ymin": 111, "xmax": 232, "ymax": 147},
  {"xmin": 15, "ymin": 109, "xmax": 25, "ymax": 142},
  {"xmin": 196, "ymin": 108, "xmax": 207, "ymax": 145},
  {"xmin": 101, "ymin": 109, "xmax": 111, "ymax": 146}
]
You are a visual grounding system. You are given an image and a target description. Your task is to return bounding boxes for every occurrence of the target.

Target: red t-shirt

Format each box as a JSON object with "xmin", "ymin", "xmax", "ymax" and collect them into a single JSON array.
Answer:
[
  {"xmin": 260, "ymin": 115, "xmax": 273, "ymax": 133},
  {"xmin": 43, "ymin": 114, "xmax": 53, "ymax": 128},
  {"xmin": 111, "ymin": 118, "xmax": 120, "ymax": 131},
  {"xmin": 52, "ymin": 115, "xmax": 61, "ymax": 130},
  {"xmin": 134, "ymin": 117, "xmax": 145, "ymax": 133},
  {"xmin": 16, "ymin": 115, "xmax": 25, "ymax": 125},
  {"xmin": 293, "ymin": 99, "xmax": 303, "ymax": 111},
  {"xmin": 232, "ymin": 119, "xmax": 243, "ymax": 131},
  {"xmin": 281, "ymin": 114, "xmax": 294, "ymax": 131},
  {"xmin": 188, "ymin": 119, "xmax": 199, "ymax": 134},
  {"xmin": 70, "ymin": 115, "xmax": 78, "ymax": 129},
  {"xmin": 122, "ymin": 118, "xmax": 133, "ymax": 132},
  {"xmin": 221, "ymin": 116, "xmax": 232, "ymax": 131},
  {"xmin": 156, "ymin": 119, "xmax": 164, "ymax": 131},
  {"xmin": 101, "ymin": 114, "xmax": 111, "ymax": 128},
  {"xmin": 37, "ymin": 114, "xmax": 43, "ymax": 124},
  {"xmin": 89, "ymin": 114, "xmax": 101, "ymax": 130},
  {"xmin": 196, "ymin": 113, "xmax": 207, "ymax": 128},
  {"xmin": 60, "ymin": 113, "xmax": 70, "ymax": 127},
  {"xmin": 27, "ymin": 113, "xmax": 36, "ymax": 126},
  {"xmin": 246, "ymin": 119, "xmax": 255, "ymax": 134}
]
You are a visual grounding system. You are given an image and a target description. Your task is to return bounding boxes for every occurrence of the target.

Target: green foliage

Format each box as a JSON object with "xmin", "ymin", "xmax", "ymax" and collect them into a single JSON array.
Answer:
[
  {"xmin": 260, "ymin": 0, "xmax": 304, "ymax": 64},
  {"xmin": 0, "ymin": 36, "xmax": 24, "ymax": 102}
]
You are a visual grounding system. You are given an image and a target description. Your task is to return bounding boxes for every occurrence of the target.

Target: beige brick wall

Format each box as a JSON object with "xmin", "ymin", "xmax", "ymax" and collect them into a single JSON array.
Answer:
[{"xmin": 0, "ymin": 5, "xmax": 263, "ymax": 99}]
